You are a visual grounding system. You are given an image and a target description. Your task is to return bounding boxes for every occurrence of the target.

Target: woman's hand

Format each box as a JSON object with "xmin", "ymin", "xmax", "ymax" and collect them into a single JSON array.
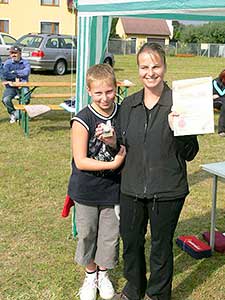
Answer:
[
  {"xmin": 168, "ymin": 111, "xmax": 180, "ymax": 131},
  {"xmin": 112, "ymin": 145, "xmax": 126, "ymax": 169}
]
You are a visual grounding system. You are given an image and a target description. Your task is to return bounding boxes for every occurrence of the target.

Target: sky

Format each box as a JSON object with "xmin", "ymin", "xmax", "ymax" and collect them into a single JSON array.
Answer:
[{"xmin": 180, "ymin": 20, "xmax": 208, "ymax": 25}]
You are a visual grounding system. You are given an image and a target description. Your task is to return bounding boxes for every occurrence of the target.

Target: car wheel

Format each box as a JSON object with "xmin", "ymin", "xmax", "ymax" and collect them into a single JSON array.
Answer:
[
  {"xmin": 103, "ymin": 57, "xmax": 112, "ymax": 66},
  {"xmin": 54, "ymin": 59, "xmax": 67, "ymax": 75}
]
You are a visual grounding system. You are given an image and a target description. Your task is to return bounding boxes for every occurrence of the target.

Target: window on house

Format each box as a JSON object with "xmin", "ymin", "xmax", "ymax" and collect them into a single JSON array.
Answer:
[
  {"xmin": 0, "ymin": 0, "xmax": 9, "ymax": 4},
  {"xmin": 41, "ymin": 22, "xmax": 59, "ymax": 34},
  {"xmin": 147, "ymin": 37, "xmax": 165, "ymax": 47},
  {"xmin": 41, "ymin": 0, "xmax": 59, "ymax": 6},
  {"xmin": 0, "ymin": 20, "xmax": 9, "ymax": 33}
]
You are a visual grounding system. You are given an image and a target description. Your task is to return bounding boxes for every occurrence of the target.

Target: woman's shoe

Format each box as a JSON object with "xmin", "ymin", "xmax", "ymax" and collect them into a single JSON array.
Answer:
[{"xmin": 111, "ymin": 293, "xmax": 131, "ymax": 300}]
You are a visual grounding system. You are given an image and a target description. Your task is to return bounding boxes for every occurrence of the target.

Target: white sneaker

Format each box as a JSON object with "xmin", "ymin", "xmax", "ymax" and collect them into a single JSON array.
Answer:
[
  {"xmin": 219, "ymin": 132, "xmax": 225, "ymax": 137},
  {"xmin": 98, "ymin": 270, "xmax": 115, "ymax": 300},
  {"xmin": 9, "ymin": 114, "xmax": 16, "ymax": 124},
  {"xmin": 78, "ymin": 271, "xmax": 97, "ymax": 300}
]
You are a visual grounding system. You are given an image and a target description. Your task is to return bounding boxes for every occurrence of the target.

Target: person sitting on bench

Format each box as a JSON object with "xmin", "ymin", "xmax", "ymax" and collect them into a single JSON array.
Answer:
[
  {"xmin": 212, "ymin": 69, "xmax": 225, "ymax": 137},
  {"xmin": 1, "ymin": 45, "xmax": 31, "ymax": 124}
]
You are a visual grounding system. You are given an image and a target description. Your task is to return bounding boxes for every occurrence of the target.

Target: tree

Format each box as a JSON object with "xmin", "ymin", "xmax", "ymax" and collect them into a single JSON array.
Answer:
[
  {"xmin": 171, "ymin": 20, "xmax": 185, "ymax": 42},
  {"xmin": 178, "ymin": 22, "xmax": 225, "ymax": 43},
  {"xmin": 110, "ymin": 18, "xmax": 119, "ymax": 38}
]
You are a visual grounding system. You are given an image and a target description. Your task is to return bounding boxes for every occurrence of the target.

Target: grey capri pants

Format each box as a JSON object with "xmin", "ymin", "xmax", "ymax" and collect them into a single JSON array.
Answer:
[{"xmin": 75, "ymin": 202, "xmax": 120, "ymax": 269}]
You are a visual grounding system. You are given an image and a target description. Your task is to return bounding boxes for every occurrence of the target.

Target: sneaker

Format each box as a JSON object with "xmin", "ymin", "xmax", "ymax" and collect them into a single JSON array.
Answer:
[
  {"xmin": 219, "ymin": 132, "xmax": 225, "ymax": 137},
  {"xmin": 9, "ymin": 114, "xmax": 16, "ymax": 124},
  {"xmin": 98, "ymin": 270, "xmax": 115, "ymax": 299},
  {"xmin": 78, "ymin": 271, "xmax": 97, "ymax": 300}
]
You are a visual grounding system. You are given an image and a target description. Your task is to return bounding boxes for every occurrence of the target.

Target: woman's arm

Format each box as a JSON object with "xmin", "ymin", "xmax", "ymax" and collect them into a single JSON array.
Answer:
[
  {"xmin": 174, "ymin": 135, "xmax": 199, "ymax": 161},
  {"xmin": 72, "ymin": 121, "xmax": 126, "ymax": 171}
]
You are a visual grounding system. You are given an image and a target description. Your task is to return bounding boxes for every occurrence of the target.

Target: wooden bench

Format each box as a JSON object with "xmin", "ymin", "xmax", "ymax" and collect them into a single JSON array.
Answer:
[
  {"xmin": 9, "ymin": 80, "xmax": 134, "ymax": 137},
  {"xmin": 31, "ymin": 93, "xmax": 72, "ymax": 99},
  {"xmin": 14, "ymin": 104, "xmax": 64, "ymax": 111},
  {"xmin": 8, "ymin": 81, "xmax": 76, "ymax": 136},
  {"xmin": 14, "ymin": 103, "xmax": 66, "ymax": 136}
]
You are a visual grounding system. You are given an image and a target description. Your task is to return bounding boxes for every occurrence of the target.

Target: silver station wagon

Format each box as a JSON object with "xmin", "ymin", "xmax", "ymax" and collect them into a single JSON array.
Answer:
[
  {"xmin": 17, "ymin": 33, "xmax": 77, "ymax": 75},
  {"xmin": 17, "ymin": 33, "xmax": 115, "ymax": 75},
  {"xmin": 0, "ymin": 32, "xmax": 17, "ymax": 62}
]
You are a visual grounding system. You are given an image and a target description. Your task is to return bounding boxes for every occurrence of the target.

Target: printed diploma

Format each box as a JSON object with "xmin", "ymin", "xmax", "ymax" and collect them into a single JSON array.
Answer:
[{"xmin": 172, "ymin": 77, "xmax": 214, "ymax": 136}]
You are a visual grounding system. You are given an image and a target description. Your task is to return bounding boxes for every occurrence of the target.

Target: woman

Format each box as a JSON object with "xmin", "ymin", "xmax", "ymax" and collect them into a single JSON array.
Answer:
[
  {"xmin": 212, "ymin": 69, "xmax": 225, "ymax": 136},
  {"xmin": 114, "ymin": 43, "xmax": 199, "ymax": 300}
]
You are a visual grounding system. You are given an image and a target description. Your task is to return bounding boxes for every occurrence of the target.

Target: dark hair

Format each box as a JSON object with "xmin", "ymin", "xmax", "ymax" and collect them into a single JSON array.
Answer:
[
  {"xmin": 219, "ymin": 69, "xmax": 225, "ymax": 85},
  {"xmin": 137, "ymin": 42, "xmax": 166, "ymax": 67}
]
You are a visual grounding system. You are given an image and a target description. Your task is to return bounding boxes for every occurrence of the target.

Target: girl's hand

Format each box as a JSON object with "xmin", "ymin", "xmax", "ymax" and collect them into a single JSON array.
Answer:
[
  {"xmin": 112, "ymin": 145, "xmax": 126, "ymax": 169},
  {"xmin": 95, "ymin": 123, "xmax": 117, "ymax": 148}
]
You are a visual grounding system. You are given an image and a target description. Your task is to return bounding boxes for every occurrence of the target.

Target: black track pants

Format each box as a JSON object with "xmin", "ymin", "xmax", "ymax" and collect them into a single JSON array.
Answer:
[{"xmin": 120, "ymin": 193, "xmax": 185, "ymax": 300}]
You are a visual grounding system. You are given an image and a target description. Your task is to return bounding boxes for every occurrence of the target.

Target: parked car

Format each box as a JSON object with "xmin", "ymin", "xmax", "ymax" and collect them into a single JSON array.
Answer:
[
  {"xmin": 103, "ymin": 51, "xmax": 115, "ymax": 67},
  {"xmin": 16, "ymin": 33, "xmax": 115, "ymax": 75},
  {"xmin": 0, "ymin": 32, "xmax": 17, "ymax": 62}
]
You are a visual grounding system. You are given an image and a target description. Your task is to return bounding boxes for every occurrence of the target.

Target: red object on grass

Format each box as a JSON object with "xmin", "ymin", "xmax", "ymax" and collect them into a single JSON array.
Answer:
[
  {"xmin": 61, "ymin": 195, "xmax": 74, "ymax": 217},
  {"xmin": 176, "ymin": 235, "xmax": 212, "ymax": 259},
  {"xmin": 203, "ymin": 231, "xmax": 225, "ymax": 253}
]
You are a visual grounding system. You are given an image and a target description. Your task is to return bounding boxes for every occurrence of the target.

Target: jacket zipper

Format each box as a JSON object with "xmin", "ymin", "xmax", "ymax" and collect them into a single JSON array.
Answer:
[
  {"xmin": 152, "ymin": 194, "xmax": 158, "ymax": 211},
  {"xmin": 143, "ymin": 111, "xmax": 151, "ymax": 196}
]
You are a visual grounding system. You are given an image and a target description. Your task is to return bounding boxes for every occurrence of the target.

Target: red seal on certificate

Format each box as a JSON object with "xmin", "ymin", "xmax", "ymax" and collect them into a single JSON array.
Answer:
[{"xmin": 178, "ymin": 117, "xmax": 186, "ymax": 128}]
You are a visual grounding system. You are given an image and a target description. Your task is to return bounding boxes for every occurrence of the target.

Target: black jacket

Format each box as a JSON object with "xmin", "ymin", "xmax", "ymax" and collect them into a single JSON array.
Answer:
[{"xmin": 116, "ymin": 83, "xmax": 199, "ymax": 200}]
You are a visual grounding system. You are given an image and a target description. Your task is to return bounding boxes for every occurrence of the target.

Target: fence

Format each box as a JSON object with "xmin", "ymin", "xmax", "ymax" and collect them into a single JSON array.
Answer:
[{"xmin": 108, "ymin": 39, "xmax": 225, "ymax": 58}]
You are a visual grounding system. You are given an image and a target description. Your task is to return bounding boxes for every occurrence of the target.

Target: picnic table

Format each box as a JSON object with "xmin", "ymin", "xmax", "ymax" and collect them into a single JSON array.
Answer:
[
  {"xmin": 9, "ymin": 81, "xmax": 76, "ymax": 136},
  {"xmin": 10, "ymin": 80, "xmax": 134, "ymax": 136},
  {"xmin": 201, "ymin": 161, "xmax": 225, "ymax": 251}
]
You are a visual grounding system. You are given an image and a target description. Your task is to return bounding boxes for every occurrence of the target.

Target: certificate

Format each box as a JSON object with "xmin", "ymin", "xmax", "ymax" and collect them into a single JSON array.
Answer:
[{"xmin": 172, "ymin": 77, "xmax": 214, "ymax": 136}]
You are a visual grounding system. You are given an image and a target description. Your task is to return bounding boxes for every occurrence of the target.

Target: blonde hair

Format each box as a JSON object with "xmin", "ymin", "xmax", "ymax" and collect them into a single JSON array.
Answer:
[{"xmin": 86, "ymin": 63, "xmax": 116, "ymax": 88}]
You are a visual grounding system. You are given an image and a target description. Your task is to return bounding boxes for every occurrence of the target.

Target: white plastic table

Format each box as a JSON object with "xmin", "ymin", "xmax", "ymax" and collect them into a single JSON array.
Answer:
[{"xmin": 201, "ymin": 161, "xmax": 225, "ymax": 251}]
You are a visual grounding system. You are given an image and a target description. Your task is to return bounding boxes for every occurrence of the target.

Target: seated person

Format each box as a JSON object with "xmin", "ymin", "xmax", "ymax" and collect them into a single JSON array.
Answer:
[
  {"xmin": 0, "ymin": 56, "xmax": 3, "ymax": 78},
  {"xmin": 1, "ymin": 45, "xmax": 31, "ymax": 124},
  {"xmin": 212, "ymin": 69, "xmax": 225, "ymax": 136}
]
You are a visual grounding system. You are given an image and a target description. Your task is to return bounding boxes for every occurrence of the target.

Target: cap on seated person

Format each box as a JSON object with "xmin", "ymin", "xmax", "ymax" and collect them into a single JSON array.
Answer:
[{"xmin": 9, "ymin": 45, "xmax": 21, "ymax": 53}]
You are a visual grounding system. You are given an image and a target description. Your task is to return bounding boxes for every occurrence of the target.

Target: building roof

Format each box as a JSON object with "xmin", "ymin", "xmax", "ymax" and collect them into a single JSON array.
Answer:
[{"xmin": 121, "ymin": 18, "xmax": 171, "ymax": 36}]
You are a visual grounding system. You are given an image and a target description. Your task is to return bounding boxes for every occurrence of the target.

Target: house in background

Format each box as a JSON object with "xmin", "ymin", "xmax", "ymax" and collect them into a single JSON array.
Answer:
[
  {"xmin": 116, "ymin": 18, "xmax": 173, "ymax": 53},
  {"xmin": 0, "ymin": 0, "xmax": 76, "ymax": 39}
]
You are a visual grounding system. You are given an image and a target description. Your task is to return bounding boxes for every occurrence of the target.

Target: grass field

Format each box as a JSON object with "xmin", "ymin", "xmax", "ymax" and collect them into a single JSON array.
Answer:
[{"xmin": 0, "ymin": 55, "xmax": 225, "ymax": 300}]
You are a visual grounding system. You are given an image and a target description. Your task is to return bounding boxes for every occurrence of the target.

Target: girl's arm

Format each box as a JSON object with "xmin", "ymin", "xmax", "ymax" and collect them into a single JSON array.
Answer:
[{"xmin": 72, "ymin": 121, "xmax": 126, "ymax": 171}]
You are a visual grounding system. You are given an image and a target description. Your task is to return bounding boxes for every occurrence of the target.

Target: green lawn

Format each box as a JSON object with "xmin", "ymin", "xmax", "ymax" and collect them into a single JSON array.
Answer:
[{"xmin": 0, "ymin": 56, "xmax": 225, "ymax": 300}]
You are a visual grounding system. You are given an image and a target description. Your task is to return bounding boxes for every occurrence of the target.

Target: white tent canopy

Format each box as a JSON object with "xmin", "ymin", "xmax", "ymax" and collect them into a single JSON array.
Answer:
[{"xmin": 74, "ymin": 0, "xmax": 225, "ymax": 112}]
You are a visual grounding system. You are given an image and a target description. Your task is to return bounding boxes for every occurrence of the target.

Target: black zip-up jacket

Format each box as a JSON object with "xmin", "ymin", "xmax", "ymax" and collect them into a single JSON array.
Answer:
[{"xmin": 116, "ymin": 83, "xmax": 199, "ymax": 201}]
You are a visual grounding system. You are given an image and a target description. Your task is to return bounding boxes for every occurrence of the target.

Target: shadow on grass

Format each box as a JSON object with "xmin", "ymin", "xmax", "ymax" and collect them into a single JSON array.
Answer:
[
  {"xmin": 172, "ymin": 209, "xmax": 225, "ymax": 299},
  {"xmin": 40, "ymin": 125, "xmax": 70, "ymax": 132},
  {"xmin": 0, "ymin": 116, "xmax": 9, "ymax": 123},
  {"xmin": 188, "ymin": 169, "xmax": 212, "ymax": 186},
  {"xmin": 111, "ymin": 209, "xmax": 225, "ymax": 299},
  {"xmin": 114, "ymin": 68, "xmax": 125, "ymax": 72},
  {"xmin": 22, "ymin": 111, "xmax": 71, "ymax": 135},
  {"xmin": 31, "ymin": 70, "xmax": 76, "ymax": 76}
]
